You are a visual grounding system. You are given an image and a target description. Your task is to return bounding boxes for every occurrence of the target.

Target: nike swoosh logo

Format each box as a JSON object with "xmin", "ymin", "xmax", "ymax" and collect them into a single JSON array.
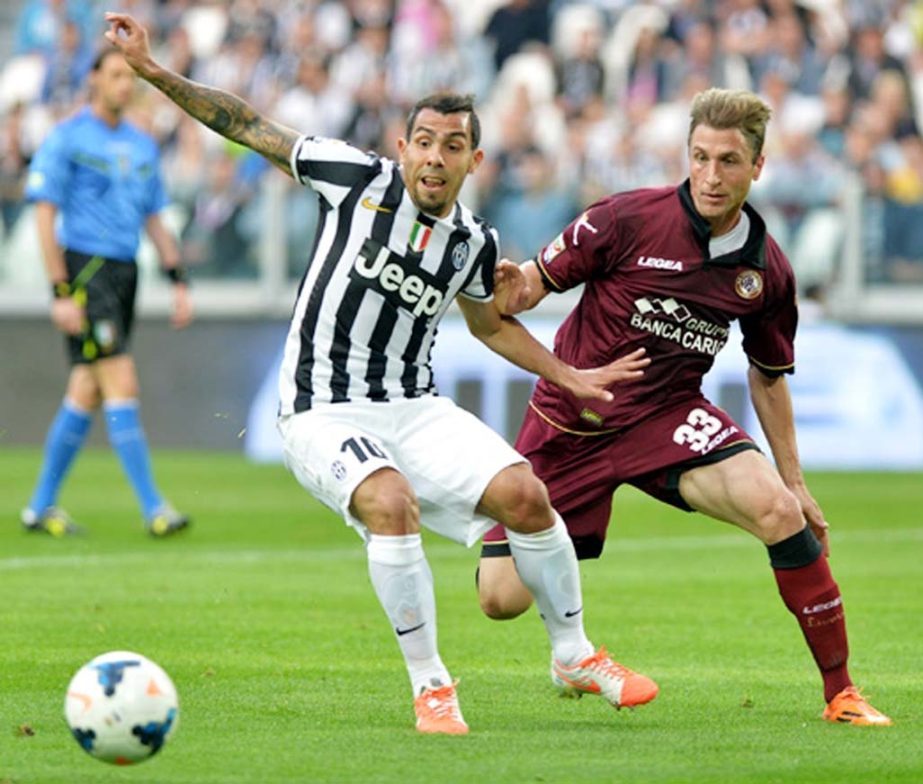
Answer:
[
  {"xmin": 396, "ymin": 621, "xmax": 426, "ymax": 636},
  {"xmin": 362, "ymin": 196, "xmax": 393, "ymax": 213},
  {"xmin": 564, "ymin": 607, "xmax": 582, "ymax": 618}
]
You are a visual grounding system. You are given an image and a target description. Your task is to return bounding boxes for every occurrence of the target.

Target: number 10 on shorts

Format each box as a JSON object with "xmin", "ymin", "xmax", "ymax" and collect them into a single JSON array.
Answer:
[{"xmin": 341, "ymin": 436, "xmax": 388, "ymax": 463}]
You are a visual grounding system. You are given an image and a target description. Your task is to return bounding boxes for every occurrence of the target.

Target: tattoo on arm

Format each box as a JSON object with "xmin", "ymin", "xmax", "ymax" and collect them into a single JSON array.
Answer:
[{"xmin": 146, "ymin": 68, "xmax": 298, "ymax": 173}]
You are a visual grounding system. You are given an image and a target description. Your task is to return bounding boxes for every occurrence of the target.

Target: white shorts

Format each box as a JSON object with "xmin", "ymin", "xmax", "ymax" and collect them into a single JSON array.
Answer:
[{"xmin": 277, "ymin": 396, "xmax": 525, "ymax": 547}]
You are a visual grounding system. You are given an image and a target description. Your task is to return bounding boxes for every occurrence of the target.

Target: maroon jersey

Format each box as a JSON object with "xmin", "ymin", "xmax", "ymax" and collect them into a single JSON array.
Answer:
[{"xmin": 532, "ymin": 180, "xmax": 797, "ymax": 432}]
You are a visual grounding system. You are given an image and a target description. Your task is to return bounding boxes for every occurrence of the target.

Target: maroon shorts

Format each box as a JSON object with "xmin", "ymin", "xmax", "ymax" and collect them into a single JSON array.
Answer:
[{"xmin": 483, "ymin": 397, "xmax": 758, "ymax": 559}]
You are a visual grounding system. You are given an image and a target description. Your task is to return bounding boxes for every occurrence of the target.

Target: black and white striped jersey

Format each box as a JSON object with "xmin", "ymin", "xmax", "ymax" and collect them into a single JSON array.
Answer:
[{"xmin": 279, "ymin": 136, "xmax": 499, "ymax": 414}]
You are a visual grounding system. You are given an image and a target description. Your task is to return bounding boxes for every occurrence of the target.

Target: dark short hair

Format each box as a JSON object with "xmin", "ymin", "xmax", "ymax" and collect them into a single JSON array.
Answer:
[
  {"xmin": 405, "ymin": 93, "xmax": 481, "ymax": 149},
  {"xmin": 92, "ymin": 46, "xmax": 124, "ymax": 72}
]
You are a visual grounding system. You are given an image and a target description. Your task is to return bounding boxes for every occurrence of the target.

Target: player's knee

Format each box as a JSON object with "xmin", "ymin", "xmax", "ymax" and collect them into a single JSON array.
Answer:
[
  {"xmin": 479, "ymin": 591, "xmax": 530, "ymax": 620},
  {"xmin": 351, "ymin": 470, "xmax": 419, "ymax": 535},
  {"xmin": 489, "ymin": 467, "xmax": 554, "ymax": 533},
  {"xmin": 362, "ymin": 493, "xmax": 419, "ymax": 534},
  {"xmin": 477, "ymin": 560, "xmax": 532, "ymax": 620},
  {"xmin": 66, "ymin": 369, "xmax": 101, "ymax": 410},
  {"xmin": 756, "ymin": 488, "xmax": 804, "ymax": 544}
]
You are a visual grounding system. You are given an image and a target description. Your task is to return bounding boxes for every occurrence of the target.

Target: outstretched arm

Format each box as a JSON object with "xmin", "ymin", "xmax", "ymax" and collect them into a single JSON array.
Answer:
[
  {"xmin": 457, "ymin": 297, "xmax": 647, "ymax": 401},
  {"xmin": 748, "ymin": 365, "xmax": 829, "ymax": 554},
  {"xmin": 105, "ymin": 13, "xmax": 299, "ymax": 175}
]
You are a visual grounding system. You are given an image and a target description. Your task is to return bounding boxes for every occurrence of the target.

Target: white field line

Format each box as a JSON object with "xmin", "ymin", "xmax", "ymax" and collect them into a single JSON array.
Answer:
[{"xmin": 2, "ymin": 526, "xmax": 921, "ymax": 572}]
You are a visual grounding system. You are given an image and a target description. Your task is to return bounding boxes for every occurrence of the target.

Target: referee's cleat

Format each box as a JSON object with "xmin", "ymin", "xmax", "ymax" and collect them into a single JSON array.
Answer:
[
  {"xmin": 21, "ymin": 506, "xmax": 83, "ymax": 537},
  {"xmin": 146, "ymin": 504, "xmax": 190, "ymax": 538},
  {"xmin": 552, "ymin": 646, "xmax": 659, "ymax": 709},
  {"xmin": 823, "ymin": 686, "xmax": 892, "ymax": 726}
]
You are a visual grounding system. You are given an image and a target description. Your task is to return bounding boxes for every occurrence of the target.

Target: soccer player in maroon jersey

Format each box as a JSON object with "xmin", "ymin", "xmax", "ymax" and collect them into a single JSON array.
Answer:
[{"xmin": 478, "ymin": 87, "xmax": 892, "ymax": 726}]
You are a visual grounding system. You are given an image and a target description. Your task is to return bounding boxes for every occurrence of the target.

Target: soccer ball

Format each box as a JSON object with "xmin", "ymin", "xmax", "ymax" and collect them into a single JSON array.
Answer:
[{"xmin": 64, "ymin": 650, "xmax": 179, "ymax": 765}]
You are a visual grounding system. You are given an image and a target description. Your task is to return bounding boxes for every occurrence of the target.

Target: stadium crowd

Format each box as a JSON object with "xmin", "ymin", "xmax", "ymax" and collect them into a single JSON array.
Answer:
[{"xmin": 2, "ymin": 0, "xmax": 923, "ymax": 289}]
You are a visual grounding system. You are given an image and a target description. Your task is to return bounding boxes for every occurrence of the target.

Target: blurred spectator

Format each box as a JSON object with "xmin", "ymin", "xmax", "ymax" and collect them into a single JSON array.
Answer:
[
  {"xmin": 718, "ymin": 0, "xmax": 771, "ymax": 78},
  {"xmin": 584, "ymin": 115, "xmax": 671, "ymax": 202},
  {"xmin": 390, "ymin": 0, "xmax": 492, "ymax": 106},
  {"xmin": 274, "ymin": 11, "xmax": 320, "ymax": 89},
  {"xmin": 670, "ymin": 19, "xmax": 740, "ymax": 94},
  {"xmin": 484, "ymin": 145, "xmax": 579, "ymax": 260},
  {"xmin": 816, "ymin": 84, "xmax": 852, "ymax": 159},
  {"xmin": 179, "ymin": 148, "xmax": 258, "ymax": 279},
  {"xmin": 869, "ymin": 67, "xmax": 920, "ymax": 140},
  {"xmin": 273, "ymin": 49, "xmax": 352, "ymax": 138},
  {"xmin": 155, "ymin": 24, "xmax": 199, "ymax": 81},
  {"xmin": 192, "ymin": 31, "xmax": 278, "ymax": 113},
  {"xmin": 758, "ymin": 67, "xmax": 825, "ymax": 150},
  {"xmin": 225, "ymin": 0, "xmax": 276, "ymax": 48},
  {"xmin": 330, "ymin": 22, "xmax": 392, "ymax": 99},
  {"xmin": 484, "ymin": 0, "xmax": 550, "ymax": 72},
  {"xmin": 0, "ymin": 102, "xmax": 31, "ymax": 239},
  {"xmin": 664, "ymin": 0, "xmax": 714, "ymax": 46},
  {"xmin": 39, "ymin": 18, "xmax": 94, "ymax": 109},
  {"xmin": 756, "ymin": 12, "xmax": 829, "ymax": 97},
  {"xmin": 552, "ymin": 6, "xmax": 605, "ymax": 120},
  {"xmin": 752, "ymin": 130, "xmax": 848, "ymax": 291},
  {"xmin": 14, "ymin": 0, "xmax": 95, "ymax": 56},
  {"xmin": 847, "ymin": 23, "xmax": 908, "ymax": 101},
  {"xmin": 343, "ymin": 72, "xmax": 396, "ymax": 151},
  {"xmin": 161, "ymin": 114, "xmax": 208, "ymax": 217},
  {"xmin": 624, "ymin": 24, "xmax": 671, "ymax": 108},
  {"xmin": 882, "ymin": 132, "xmax": 923, "ymax": 282}
]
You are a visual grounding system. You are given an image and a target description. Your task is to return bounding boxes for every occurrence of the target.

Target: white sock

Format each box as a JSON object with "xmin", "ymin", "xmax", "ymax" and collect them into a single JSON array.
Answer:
[
  {"xmin": 506, "ymin": 516, "xmax": 594, "ymax": 665},
  {"xmin": 366, "ymin": 533, "xmax": 450, "ymax": 696}
]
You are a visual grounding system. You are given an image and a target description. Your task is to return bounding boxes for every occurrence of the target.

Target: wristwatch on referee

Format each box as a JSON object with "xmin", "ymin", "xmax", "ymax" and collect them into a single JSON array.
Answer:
[{"xmin": 164, "ymin": 265, "xmax": 189, "ymax": 285}]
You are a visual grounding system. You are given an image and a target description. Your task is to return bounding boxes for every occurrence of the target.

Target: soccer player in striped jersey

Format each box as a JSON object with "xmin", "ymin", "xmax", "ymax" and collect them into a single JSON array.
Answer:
[
  {"xmin": 106, "ymin": 13, "xmax": 659, "ymax": 734},
  {"xmin": 20, "ymin": 46, "xmax": 192, "ymax": 538},
  {"xmin": 477, "ymin": 88, "xmax": 891, "ymax": 726}
]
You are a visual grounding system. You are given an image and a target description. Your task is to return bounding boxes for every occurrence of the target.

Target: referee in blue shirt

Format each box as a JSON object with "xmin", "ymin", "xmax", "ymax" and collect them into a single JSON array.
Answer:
[{"xmin": 21, "ymin": 46, "xmax": 193, "ymax": 537}]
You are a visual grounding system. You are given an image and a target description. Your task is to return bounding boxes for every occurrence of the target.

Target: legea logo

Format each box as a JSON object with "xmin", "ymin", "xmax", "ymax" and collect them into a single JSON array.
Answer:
[
  {"xmin": 637, "ymin": 255, "xmax": 683, "ymax": 271},
  {"xmin": 351, "ymin": 239, "xmax": 445, "ymax": 318}
]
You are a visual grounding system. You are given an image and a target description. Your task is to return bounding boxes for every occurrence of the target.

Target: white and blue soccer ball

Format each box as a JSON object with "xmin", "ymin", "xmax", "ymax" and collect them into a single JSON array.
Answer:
[{"xmin": 64, "ymin": 650, "xmax": 179, "ymax": 765}]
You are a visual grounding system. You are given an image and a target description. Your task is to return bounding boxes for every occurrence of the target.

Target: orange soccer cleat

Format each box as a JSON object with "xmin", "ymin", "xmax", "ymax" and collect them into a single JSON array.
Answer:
[
  {"xmin": 552, "ymin": 646, "xmax": 659, "ymax": 709},
  {"xmin": 413, "ymin": 681, "xmax": 469, "ymax": 735},
  {"xmin": 823, "ymin": 686, "xmax": 892, "ymax": 726}
]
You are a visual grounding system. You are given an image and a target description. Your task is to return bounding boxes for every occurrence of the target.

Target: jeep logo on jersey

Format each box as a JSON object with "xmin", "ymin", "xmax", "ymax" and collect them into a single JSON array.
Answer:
[{"xmin": 352, "ymin": 238, "xmax": 446, "ymax": 318}]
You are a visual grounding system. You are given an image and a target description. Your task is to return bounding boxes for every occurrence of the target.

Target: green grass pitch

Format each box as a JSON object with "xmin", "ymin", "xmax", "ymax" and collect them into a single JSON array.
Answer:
[{"xmin": 0, "ymin": 447, "xmax": 920, "ymax": 783}]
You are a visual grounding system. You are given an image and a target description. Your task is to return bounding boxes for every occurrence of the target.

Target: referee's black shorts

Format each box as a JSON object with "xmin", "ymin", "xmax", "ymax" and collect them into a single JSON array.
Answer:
[{"xmin": 64, "ymin": 250, "xmax": 138, "ymax": 365}]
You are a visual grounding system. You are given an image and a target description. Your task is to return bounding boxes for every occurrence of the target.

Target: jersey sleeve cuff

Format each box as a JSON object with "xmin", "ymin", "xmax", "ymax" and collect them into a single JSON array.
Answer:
[
  {"xmin": 748, "ymin": 357, "xmax": 795, "ymax": 377},
  {"xmin": 535, "ymin": 255, "xmax": 565, "ymax": 292},
  {"xmin": 289, "ymin": 135, "xmax": 307, "ymax": 184}
]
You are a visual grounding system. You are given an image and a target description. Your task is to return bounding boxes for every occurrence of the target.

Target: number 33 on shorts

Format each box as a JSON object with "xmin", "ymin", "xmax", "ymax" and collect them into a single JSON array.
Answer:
[{"xmin": 671, "ymin": 407, "xmax": 728, "ymax": 455}]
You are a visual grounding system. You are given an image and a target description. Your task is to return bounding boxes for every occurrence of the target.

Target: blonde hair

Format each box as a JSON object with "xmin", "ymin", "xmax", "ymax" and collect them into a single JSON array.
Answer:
[{"xmin": 688, "ymin": 88, "xmax": 773, "ymax": 161}]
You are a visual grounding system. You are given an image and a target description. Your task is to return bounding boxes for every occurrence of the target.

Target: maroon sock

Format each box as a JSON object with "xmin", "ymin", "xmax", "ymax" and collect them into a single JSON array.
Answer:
[{"xmin": 768, "ymin": 529, "xmax": 852, "ymax": 702}]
